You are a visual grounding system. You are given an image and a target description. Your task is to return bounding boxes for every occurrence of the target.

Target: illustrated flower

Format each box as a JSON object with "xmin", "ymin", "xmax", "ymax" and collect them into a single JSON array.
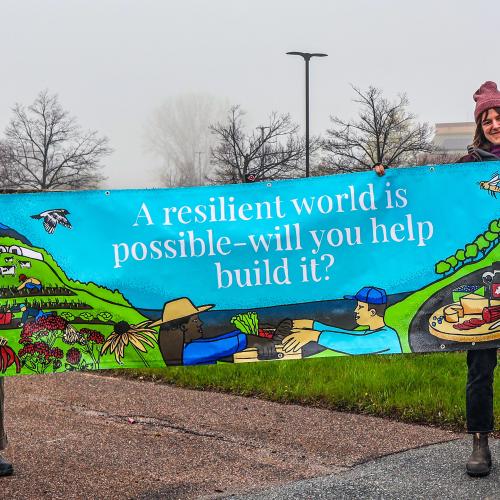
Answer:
[
  {"xmin": 51, "ymin": 347, "xmax": 64, "ymax": 359},
  {"xmin": 18, "ymin": 341, "xmax": 63, "ymax": 374},
  {"xmin": 34, "ymin": 315, "xmax": 67, "ymax": 334},
  {"xmin": 66, "ymin": 347, "xmax": 82, "ymax": 366},
  {"xmin": 0, "ymin": 338, "xmax": 21, "ymax": 374},
  {"xmin": 80, "ymin": 328, "xmax": 105, "ymax": 345},
  {"xmin": 20, "ymin": 315, "xmax": 68, "ymax": 349},
  {"xmin": 100, "ymin": 320, "xmax": 157, "ymax": 366}
]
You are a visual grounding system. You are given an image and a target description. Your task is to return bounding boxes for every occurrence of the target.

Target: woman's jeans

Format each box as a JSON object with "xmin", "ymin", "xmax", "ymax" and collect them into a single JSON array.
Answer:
[
  {"xmin": 0, "ymin": 378, "xmax": 6, "ymax": 450},
  {"xmin": 466, "ymin": 348, "xmax": 497, "ymax": 433}
]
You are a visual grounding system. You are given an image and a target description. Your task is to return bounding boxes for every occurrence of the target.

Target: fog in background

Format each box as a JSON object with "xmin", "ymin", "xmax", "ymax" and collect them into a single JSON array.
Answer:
[{"xmin": 1, "ymin": 0, "xmax": 497, "ymax": 188}]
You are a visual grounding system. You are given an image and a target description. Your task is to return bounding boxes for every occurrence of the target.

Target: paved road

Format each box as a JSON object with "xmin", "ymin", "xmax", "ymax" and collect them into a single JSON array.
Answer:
[
  {"xmin": 1, "ymin": 372, "xmax": 461, "ymax": 499},
  {"xmin": 236, "ymin": 439, "xmax": 500, "ymax": 500}
]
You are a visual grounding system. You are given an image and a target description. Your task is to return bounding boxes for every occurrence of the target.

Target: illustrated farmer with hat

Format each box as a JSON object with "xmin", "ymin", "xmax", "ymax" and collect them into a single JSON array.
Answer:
[
  {"xmin": 151, "ymin": 297, "xmax": 278, "ymax": 366},
  {"xmin": 280, "ymin": 286, "xmax": 402, "ymax": 355}
]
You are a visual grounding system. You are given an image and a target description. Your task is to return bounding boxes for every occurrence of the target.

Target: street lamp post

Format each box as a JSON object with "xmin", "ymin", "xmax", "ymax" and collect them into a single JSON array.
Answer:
[{"xmin": 286, "ymin": 51, "xmax": 327, "ymax": 177}]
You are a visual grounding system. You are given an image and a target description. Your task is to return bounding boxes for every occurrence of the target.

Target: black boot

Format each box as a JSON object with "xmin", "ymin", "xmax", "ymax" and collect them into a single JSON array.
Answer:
[
  {"xmin": 466, "ymin": 433, "xmax": 492, "ymax": 477},
  {"xmin": 0, "ymin": 454, "xmax": 13, "ymax": 477}
]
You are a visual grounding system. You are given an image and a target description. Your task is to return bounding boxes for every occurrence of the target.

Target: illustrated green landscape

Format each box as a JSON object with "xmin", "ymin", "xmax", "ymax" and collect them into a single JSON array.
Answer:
[
  {"xmin": 0, "ymin": 235, "xmax": 163, "ymax": 375},
  {"xmin": 0, "ymin": 214, "xmax": 499, "ymax": 375}
]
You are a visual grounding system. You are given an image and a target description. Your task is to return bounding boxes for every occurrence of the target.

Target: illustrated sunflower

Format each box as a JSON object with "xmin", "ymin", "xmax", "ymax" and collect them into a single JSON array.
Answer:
[{"xmin": 100, "ymin": 320, "xmax": 157, "ymax": 366}]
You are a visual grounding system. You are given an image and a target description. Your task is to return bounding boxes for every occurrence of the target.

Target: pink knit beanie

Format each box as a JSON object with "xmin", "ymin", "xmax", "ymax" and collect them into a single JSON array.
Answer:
[{"xmin": 474, "ymin": 81, "xmax": 500, "ymax": 122}]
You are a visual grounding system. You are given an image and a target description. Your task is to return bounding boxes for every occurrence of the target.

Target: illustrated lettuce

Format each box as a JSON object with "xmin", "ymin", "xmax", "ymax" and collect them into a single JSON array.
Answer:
[{"xmin": 231, "ymin": 312, "xmax": 259, "ymax": 335}]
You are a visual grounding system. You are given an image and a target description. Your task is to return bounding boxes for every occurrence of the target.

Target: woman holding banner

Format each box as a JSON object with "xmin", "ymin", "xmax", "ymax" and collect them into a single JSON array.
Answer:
[{"xmin": 375, "ymin": 81, "xmax": 500, "ymax": 477}]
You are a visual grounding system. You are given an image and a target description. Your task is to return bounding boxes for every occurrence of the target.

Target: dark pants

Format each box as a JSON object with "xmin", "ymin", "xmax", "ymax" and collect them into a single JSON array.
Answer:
[
  {"xmin": 466, "ymin": 349, "xmax": 497, "ymax": 433},
  {"xmin": 0, "ymin": 378, "xmax": 6, "ymax": 449}
]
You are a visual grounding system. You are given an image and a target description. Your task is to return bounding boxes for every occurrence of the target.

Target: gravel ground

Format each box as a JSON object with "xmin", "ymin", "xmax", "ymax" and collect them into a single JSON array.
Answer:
[
  {"xmin": 235, "ymin": 438, "xmax": 500, "ymax": 500},
  {"xmin": 1, "ymin": 372, "xmax": 459, "ymax": 499}
]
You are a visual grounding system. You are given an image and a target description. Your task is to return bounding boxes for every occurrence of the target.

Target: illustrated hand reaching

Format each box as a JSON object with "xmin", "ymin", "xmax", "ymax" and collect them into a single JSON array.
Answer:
[
  {"xmin": 281, "ymin": 328, "xmax": 320, "ymax": 353},
  {"xmin": 292, "ymin": 319, "xmax": 314, "ymax": 329},
  {"xmin": 246, "ymin": 335, "xmax": 278, "ymax": 360}
]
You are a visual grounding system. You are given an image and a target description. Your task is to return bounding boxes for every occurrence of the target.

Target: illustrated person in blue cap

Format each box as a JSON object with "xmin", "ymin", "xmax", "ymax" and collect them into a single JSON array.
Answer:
[
  {"xmin": 10, "ymin": 303, "xmax": 51, "ymax": 327},
  {"xmin": 280, "ymin": 286, "xmax": 402, "ymax": 355}
]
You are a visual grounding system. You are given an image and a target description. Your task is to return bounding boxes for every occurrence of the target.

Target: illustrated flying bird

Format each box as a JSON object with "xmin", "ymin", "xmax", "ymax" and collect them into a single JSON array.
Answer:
[{"xmin": 31, "ymin": 209, "xmax": 72, "ymax": 234}]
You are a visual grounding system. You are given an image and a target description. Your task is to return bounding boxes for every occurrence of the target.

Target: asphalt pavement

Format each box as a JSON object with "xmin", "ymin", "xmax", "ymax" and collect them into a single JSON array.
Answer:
[
  {"xmin": 235, "ymin": 438, "xmax": 500, "ymax": 500},
  {"xmin": 0, "ymin": 372, "xmax": 495, "ymax": 499}
]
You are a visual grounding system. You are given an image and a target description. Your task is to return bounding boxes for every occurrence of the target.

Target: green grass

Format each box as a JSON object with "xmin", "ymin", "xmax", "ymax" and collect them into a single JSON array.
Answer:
[{"xmin": 115, "ymin": 352, "xmax": 500, "ymax": 432}]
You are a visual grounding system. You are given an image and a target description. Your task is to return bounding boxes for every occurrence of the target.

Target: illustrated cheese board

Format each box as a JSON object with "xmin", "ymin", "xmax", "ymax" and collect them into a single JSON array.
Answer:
[{"xmin": 429, "ymin": 292, "xmax": 500, "ymax": 343}]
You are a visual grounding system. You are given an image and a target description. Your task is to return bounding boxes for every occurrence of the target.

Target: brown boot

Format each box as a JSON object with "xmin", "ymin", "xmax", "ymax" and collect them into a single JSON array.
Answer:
[{"xmin": 466, "ymin": 433, "xmax": 492, "ymax": 477}]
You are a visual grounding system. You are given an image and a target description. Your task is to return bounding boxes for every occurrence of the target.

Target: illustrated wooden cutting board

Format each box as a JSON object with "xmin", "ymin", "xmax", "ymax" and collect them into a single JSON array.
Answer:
[
  {"xmin": 233, "ymin": 345, "xmax": 302, "ymax": 363},
  {"xmin": 429, "ymin": 293, "xmax": 500, "ymax": 343}
]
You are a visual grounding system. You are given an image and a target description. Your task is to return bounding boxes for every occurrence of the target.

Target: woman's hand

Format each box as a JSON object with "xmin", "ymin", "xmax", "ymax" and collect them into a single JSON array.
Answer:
[{"xmin": 373, "ymin": 163, "xmax": 386, "ymax": 176}]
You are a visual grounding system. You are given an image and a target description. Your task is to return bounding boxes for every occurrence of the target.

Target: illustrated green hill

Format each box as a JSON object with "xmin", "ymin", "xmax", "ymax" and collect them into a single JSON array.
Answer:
[
  {"xmin": 0, "ymin": 235, "xmax": 163, "ymax": 375},
  {"xmin": 0, "ymin": 236, "xmax": 138, "ymax": 312}
]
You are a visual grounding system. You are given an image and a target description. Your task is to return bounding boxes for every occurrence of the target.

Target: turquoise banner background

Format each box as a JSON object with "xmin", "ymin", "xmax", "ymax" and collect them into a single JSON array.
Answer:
[
  {"xmin": 0, "ymin": 163, "xmax": 498, "ymax": 310},
  {"xmin": 0, "ymin": 162, "xmax": 499, "ymax": 376}
]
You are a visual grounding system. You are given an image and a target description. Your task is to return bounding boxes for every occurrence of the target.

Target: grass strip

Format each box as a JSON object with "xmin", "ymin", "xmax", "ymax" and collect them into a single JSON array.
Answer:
[{"xmin": 112, "ymin": 351, "xmax": 500, "ymax": 432}]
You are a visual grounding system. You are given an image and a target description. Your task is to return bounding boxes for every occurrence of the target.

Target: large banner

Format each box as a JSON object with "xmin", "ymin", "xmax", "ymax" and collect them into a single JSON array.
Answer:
[{"xmin": 0, "ymin": 162, "xmax": 499, "ymax": 376}]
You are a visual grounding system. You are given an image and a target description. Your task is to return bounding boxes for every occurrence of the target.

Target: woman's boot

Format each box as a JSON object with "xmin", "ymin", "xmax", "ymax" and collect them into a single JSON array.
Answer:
[{"xmin": 466, "ymin": 433, "xmax": 492, "ymax": 477}]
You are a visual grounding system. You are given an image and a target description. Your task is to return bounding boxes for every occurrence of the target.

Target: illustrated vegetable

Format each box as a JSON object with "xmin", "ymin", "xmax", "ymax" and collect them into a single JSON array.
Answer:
[
  {"xmin": 231, "ymin": 312, "xmax": 259, "ymax": 336},
  {"xmin": 0, "ymin": 338, "xmax": 21, "ymax": 373},
  {"xmin": 97, "ymin": 312, "xmax": 113, "ymax": 322},
  {"xmin": 60, "ymin": 312, "xmax": 75, "ymax": 322}
]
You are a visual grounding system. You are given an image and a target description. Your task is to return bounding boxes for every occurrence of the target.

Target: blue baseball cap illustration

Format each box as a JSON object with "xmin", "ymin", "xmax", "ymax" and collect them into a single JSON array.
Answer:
[{"xmin": 344, "ymin": 286, "xmax": 387, "ymax": 305}]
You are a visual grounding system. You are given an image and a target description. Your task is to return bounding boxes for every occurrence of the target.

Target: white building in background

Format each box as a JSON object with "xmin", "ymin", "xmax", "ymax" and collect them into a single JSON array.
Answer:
[
  {"xmin": 433, "ymin": 122, "xmax": 475, "ymax": 155},
  {"xmin": 0, "ymin": 244, "xmax": 44, "ymax": 261}
]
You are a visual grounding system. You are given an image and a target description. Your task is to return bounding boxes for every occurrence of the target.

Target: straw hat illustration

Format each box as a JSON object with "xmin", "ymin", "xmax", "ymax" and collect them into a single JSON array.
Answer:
[{"xmin": 150, "ymin": 297, "xmax": 214, "ymax": 327}]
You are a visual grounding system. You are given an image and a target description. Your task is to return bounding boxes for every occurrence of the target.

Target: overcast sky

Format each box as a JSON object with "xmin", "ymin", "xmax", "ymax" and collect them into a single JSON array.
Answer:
[{"xmin": 1, "ymin": 0, "xmax": 498, "ymax": 188}]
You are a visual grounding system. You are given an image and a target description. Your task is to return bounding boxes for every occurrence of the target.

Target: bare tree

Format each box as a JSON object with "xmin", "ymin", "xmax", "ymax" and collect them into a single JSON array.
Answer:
[
  {"xmin": 145, "ymin": 93, "xmax": 229, "ymax": 187},
  {"xmin": 209, "ymin": 106, "xmax": 315, "ymax": 184},
  {"xmin": 4, "ymin": 90, "xmax": 110, "ymax": 190},
  {"xmin": 320, "ymin": 86, "xmax": 434, "ymax": 174},
  {"xmin": 0, "ymin": 141, "xmax": 17, "ymax": 189},
  {"xmin": 415, "ymin": 150, "xmax": 463, "ymax": 166}
]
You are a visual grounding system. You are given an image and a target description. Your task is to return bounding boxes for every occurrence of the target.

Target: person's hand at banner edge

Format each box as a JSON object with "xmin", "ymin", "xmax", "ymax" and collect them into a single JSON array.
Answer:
[
  {"xmin": 281, "ymin": 328, "xmax": 321, "ymax": 353},
  {"xmin": 373, "ymin": 163, "xmax": 386, "ymax": 176}
]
